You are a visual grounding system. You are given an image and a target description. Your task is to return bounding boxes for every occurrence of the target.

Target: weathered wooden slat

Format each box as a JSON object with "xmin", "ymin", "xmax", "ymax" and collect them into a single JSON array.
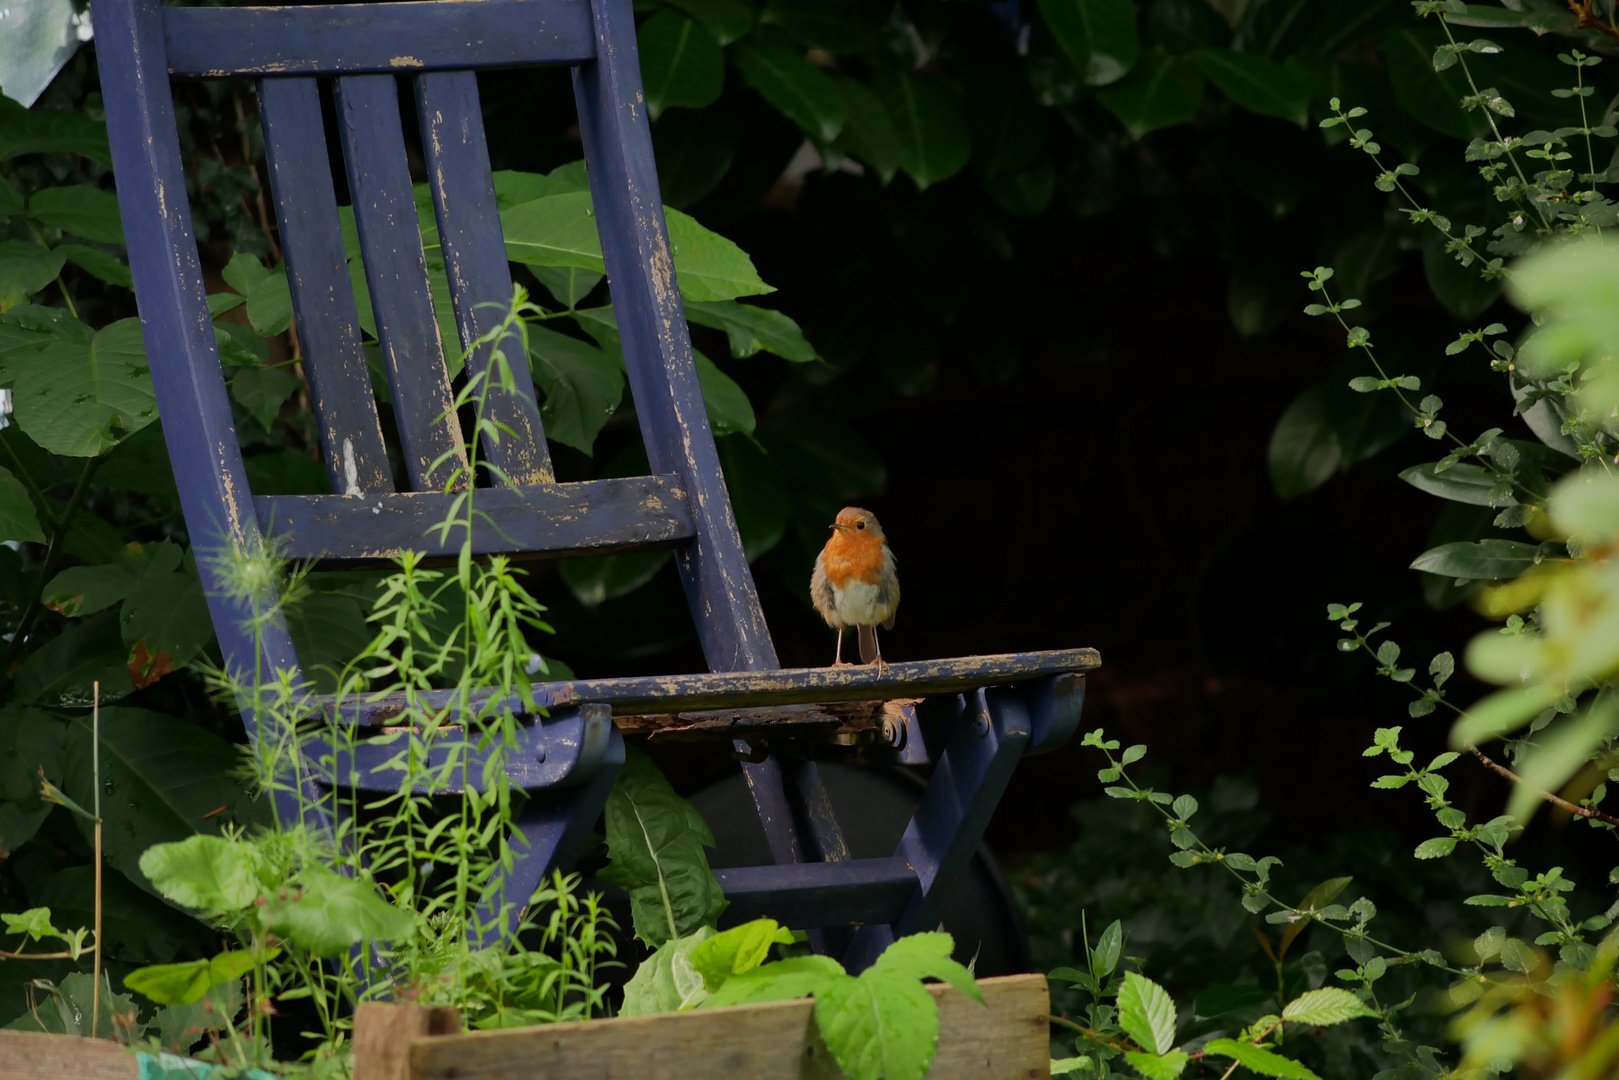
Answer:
[
  {"xmin": 617, "ymin": 699, "xmax": 915, "ymax": 740},
  {"xmin": 255, "ymin": 474, "xmax": 692, "ymax": 559},
  {"xmin": 353, "ymin": 1004, "xmax": 461, "ymax": 1080},
  {"xmin": 327, "ymin": 650, "xmax": 1102, "ymax": 724},
  {"xmin": 408, "ymin": 974, "xmax": 1052, "ymax": 1080},
  {"xmin": 714, "ymin": 857, "xmax": 917, "ymax": 927},
  {"xmin": 0, "ymin": 1031, "xmax": 137, "ymax": 1080},
  {"xmin": 415, "ymin": 72, "xmax": 554, "ymax": 487},
  {"xmin": 163, "ymin": 0, "xmax": 596, "ymax": 77},
  {"xmin": 333, "ymin": 74, "xmax": 468, "ymax": 492},
  {"xmin": 257, "ymin": 76, "xmax": 393, "ymax": 496}
]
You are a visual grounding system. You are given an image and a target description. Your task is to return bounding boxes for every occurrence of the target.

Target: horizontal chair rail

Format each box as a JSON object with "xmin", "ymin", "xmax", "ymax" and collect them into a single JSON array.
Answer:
[
  {"xmin": 256, "ymin": 475, "xmax": 693, "ymax": 560},
  {"xmin": 163, "ymin": 0, "xmax": 596, "ymax": 77},
  {"xmin": 714, "ymin": 857, "xmax": 918, "ymax": 928},
  {"xmin": 323, "ymin": 649, "xmax": 1101, "ymax": 724}
]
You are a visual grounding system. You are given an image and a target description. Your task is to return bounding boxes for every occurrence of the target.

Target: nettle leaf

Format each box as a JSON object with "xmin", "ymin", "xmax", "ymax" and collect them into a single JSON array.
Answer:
[
  {"xmin": 1118, "ymin": 971, "xmax": 1177, "ymax": 1055},
  {"xmin": 231, "ymin": 364, "xmax": 302, "ymax": 433},
  {"xmin": 1097, "ymin": 50, "xmax": 1205, "ymax": 140},
  {"xmin": 640, "ymin": 12, "xmax": 724, "ymax": 119},
  {"xmin": 621, "ymin": 927, "xmax": 716, "ymax": 1016},
  {"xmin": 29, "ymin": 185, "xmax": 124, "ymax": 244},
  {"xmin": 690, "ymin": 918, "xmax": 782, "ymax": 991},
  {"xmin": 731, "ymin": 36, "xmax": 845, "ymax": 143},
  {"xmin": 0, "ymin": 239, "xmax": 67, "ymax": 305},
  {"xmin": 600, "ymin": 747, "xmax": 728, "ymax": 947},
  {"xmin": 1037, "ymin": 0, "xmax": 1140, "ymax": 87},
  {"xmin": 1410, "ymin": 539, "xmax": 1540, "ymax": 581},
  {"xmin": 12, "ymin": 317, "xmax": 156, "ymax": 457},
  {"xmin": 872, "ymin": 931, "xmax": 981, "ymax": 1002},
  {"xmin": 874, "ymin": 71, "xmax": 971, "ymax": 191},
  {"xmin": 0, "ymin": 464, "xmax": 44, "ymax": 543},
  {"xmin": 702, "ymin": 954, "xmax": 845, "ymax": 1008},
  {"xmin": 1203, "ymin": 1039, "xmax": 1321, "ymax": 1080},
  {"xmin": 814, "ymin": 968, "xmax": 938, "ymax": 1080},
  {"xmin": 1192, "ymin": 49, "xmax": 1309, "ymax": 126},
  {"xmin": 139, "ymin": 834, "xmax": 262, "ymax": 912},
  {"xmin": 527, "ymin": 324, "xmax": 624, "ymax": 454},
  {"xmin": 685, "ymin": 300, "xmax": 817, "ymax": 361},
  {"xmin": 1126, "ymin": 1049, "xmax": 1191, "ymax": 1080},
  {"xmin": 262, "ymin": 862, "xmax": 414, "ymax": 957},
  {"xmin": 1281, "ymin": 987, "xmax": 1376, "ymax": 1026}
]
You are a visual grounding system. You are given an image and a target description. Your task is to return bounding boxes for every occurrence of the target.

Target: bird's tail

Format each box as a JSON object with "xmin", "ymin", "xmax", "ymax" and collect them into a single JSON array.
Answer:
[{"xmin": 858, "ymin": 624, "xmax": 878, "ymax": 664}]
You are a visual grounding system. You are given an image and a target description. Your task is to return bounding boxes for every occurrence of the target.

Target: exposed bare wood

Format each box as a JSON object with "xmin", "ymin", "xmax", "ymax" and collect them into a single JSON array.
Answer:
[
  {"xmin": 354, "ymin": 1002, "xmax": 463, "ymax": 1080},
  {"xmin": 619, "ymin": 699, "xmax": 918, "ymax": 740},
  {"xmin": 408, "ymin": 974, "xmax": 1050, "ymax": 1080},
  {"xmin": 0, "ymin": 1032, "xmax": 137, "ymax": 1080}
]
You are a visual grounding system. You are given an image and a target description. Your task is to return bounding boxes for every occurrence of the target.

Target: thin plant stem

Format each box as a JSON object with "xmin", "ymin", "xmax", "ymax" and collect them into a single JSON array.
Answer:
[{"xmin": 92, "ymin": 680, "xmax": 103, "ymax": 1038}]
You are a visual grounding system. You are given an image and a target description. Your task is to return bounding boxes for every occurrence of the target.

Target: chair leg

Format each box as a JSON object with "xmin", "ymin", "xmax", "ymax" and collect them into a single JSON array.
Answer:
[
  {"xmin": 841, "ymin": 686, "xmax": 1032, "ymax": 973},
  {"xmin": 469, "ymin": 727, "xmax": 627, "ymax": 948}
]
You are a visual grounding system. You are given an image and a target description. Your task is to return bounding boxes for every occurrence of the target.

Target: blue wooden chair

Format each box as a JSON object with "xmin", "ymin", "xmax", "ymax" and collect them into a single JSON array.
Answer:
[{"xmin": 90, "ymin": 0, "xmax": 1099, "ymax": 972}]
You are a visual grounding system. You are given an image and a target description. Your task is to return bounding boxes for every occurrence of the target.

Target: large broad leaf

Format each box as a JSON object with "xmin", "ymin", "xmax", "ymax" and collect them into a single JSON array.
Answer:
[
  {"xmin": 29, "ymin": 186, "xmax": 124, "ymax": 244},
  {"xmin": 599, "ymin": 746, "xmax": 728, "ymax": 947},
  {"xmin": 0, "ymin": 95, "xmax": 112, "ymax": 164},
  {"xmin": 246, "ymin": 268, "xmax": 293, "ymax": 336},
  {"xmin": 761, "ymin": 0, "xmax": 875, "ymax": 52},
  {"xmin": 261, "ymin": 862, "xmax": 415, "ymax": 957},
  {"xmin": 1385, "ymin": 28, "xmax": 1489, "ymax": 142},
  {"xmin": 0, "ymin": 304, "xmax": 90, "ymax": 385},
  {"xmin": 1267, "ymin": 384, "xmax": 1340, "ymax": 498},
  {"xmin": 62, "ymin": 708, "xmax": 262, "ymax": 897},
  {"xmin": 694, "ymin": 350, "xmax": 755, "ymax": 436},
  {"xmin": 1399, "ymin": 462, "xmax": 1513, "ymax": 507},
  {"xmin": 285, "ymin": 589, "xmax": 369, "ymax": 692},
  {"xmin": 0, "ymin": 707, "xmax": 67, "ymax": 857},
  {"xmin": 0, "ymin": 240, "xmax": 66, "ymax": 307},
  {"xmin": 1118, "ymin": 971, "xmax": 1177, "ymax": 1055},
  {"xmin": 43, "ymin": 540, "xmax": 183, "ymax": 617},
  {"xmin": 121, "ymin": 568, "xmax": 215, "ymax": 671},
  {"xmin": 1037, "ymin": 0, "xmax": 1140, "ymax": 86},
  {"xmin": 689, "ymin": 919, "xmax": 782, "ymax": 991},
  {"xmin": 0, "ymin": 176, "xmax": 21, "ymax": 216},
  {"xmin": 14, "ymin": 611, "xmax": 133, "ymax": 707},
  {"xmin": 814, "ymin": 968, "xmax": 938, "ymax": 1080},
  {"xmin": 619, "ymin": 927, "xmax": 715, "ymax": 1016},
  {"xmin": 57, "ymin": 244, "xmax": 131, "ymax": 288},
  {"xmin": 718, "ymin": 434, "xmax": 787, "ymax": 560},
  {"xmin": 665, "ymin": 208, "xmax": 773, "ymax": 300},
  {"xmin": 640, "ymin": 12, "xmax": 724, "ymax": 119},
  {"xmin": 1410, "ymin": 539, "xmax": 1542, "ymax": 581},
  {"xmin": 1422, "ymin": 235, "xmax": 1499, "ymax": 321},
  {"xmin": 560, "ymin": 549, "xmax": 671, "ymax": 607},
  {"xmin": 685, "ymin": 300, "xmax": 816, "ymax": 361},
  {"xmin": 1098, "ymin": 50, "xmax": 1205, "ymax": 139},
  {"xmin": 731, "ymin": 37, "xmax": 845, "ymax": 143},
  {"xmin": 231, "ymin": 365, "xmax": 302, "ymax": 433},
  {"xmin": 0, "ymin": 464, "xmax": 44, "ymax": 543},
  {"xmin": 832, "ymin": 76, "xmax": 901, "ymax": 184},
  {"xmin": 3, "ymin": 973, "xmax": 140, "ymax": 1040},
  {"xmin": 875, "ymin": 71, "xmax": 971, "ymax": 191},
  {"xmin": 663, "ymin": 0, "xmax": 754, "ymax": 43},
  {"xmin": 36, "ymin": 864, "xmax": 215, "ymax": 964},
  {"xmin": 871, "ymin": 931, "xmax": 981, "ymax": 1002},
  {"xmin": 1192, "ymin": 49, "xmax": 1308, "ymax": 126},
  {"xmin": 12, "ymin": 317, "xmax": 156, "ymax": 457},
  {"xmin": 528, "ymin": 324, "xmax": 625, "ymax": 454},
  {"xmin": 530, "ymin": 265, "xmax": 603, "ymax": 310},
  {"xmin": 702, "ymin": 954, "xmax": 845, "ymax": 1007}
]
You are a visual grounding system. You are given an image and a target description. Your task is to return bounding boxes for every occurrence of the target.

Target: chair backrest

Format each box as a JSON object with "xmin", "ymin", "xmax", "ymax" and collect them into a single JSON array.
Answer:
[{"xmin": 90, "ymin": 0, "xmax": 778, "ymax": 702}]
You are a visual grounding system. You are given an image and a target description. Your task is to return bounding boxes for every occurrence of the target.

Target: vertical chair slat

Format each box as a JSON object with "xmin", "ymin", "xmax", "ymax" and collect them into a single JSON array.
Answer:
[
  {"xmin": 258, "ymin": 76, "xmax": 393, "ymax": 496},
  {"xmin": 415, "ymin": 72, "xmax": 554, "ymax": 486},
  {"xmin": 333, "ymin": 74, "xmax": 469, "ymax": 492},
  {"xmin": 89, "ymin": 0, "xmax": 311, "ymax": 830}
]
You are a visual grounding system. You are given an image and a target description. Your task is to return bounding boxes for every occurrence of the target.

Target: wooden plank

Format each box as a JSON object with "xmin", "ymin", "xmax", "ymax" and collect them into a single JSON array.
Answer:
[
  {"xmin": 715, "ymin": 857, "xmax": 917, "ymax": 927},
  {"xmin": 255, "ymin": 474, "xmax": 693, "ymax": 559},
  {"xmin": 408, "ymin": 974, "xmax": 1051, "ymax": 1080},
  {"xmin": 0, "ymin": 1031, "xmax": 137, "ymax": 1080},
  {"xmin": 415, "ymin": 72, "xmax": 554, "ymax": 486},
  {"xmin": 354, "ymin": 1003, "xmax": 462, "ymax": 1080},
  {"xmin": 257, "ymin": 76, "xmax": 393, "ymax": 496},
  {"xmin": 618, "ymin": 699, "xmax": 916, "ymax": 740},
  {"xmin": 329, "ymin": 651, "xmax": 1101, "ymax": 724},
  {"xmin": 333, "ymin": 74, "xmax": 468, "ymax": 492},
  {"xmin": 163, "ymin": 0, "xmax": 596, "ymax": 77}
]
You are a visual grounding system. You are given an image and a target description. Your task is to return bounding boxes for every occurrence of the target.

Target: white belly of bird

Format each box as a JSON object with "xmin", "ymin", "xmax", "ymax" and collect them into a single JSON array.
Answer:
[{"xmin": 832, "ymin": 579, "xmax": 889, "ymax": 626}]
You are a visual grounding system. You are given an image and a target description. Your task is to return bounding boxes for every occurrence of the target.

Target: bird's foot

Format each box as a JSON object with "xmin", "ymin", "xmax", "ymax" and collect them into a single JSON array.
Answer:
[{"xmin": 830, "ymin": 658, "xmax": 852, "ymax": 667}]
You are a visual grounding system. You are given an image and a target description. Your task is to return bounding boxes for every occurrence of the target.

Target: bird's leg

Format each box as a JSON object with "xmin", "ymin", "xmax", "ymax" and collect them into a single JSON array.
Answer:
[
  {"xmin": 872, "ymin": 628, "xmax": 888, "ymax": 675},
  {"xmin": 831, "ymin": 626, "xmax": 849, "ymax": 667}
]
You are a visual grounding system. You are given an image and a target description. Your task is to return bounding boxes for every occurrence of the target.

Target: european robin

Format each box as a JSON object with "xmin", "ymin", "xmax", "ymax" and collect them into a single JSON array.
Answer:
[{"xmin": 810, "ymin": 507, "xmax": 899, "ymax": 667}]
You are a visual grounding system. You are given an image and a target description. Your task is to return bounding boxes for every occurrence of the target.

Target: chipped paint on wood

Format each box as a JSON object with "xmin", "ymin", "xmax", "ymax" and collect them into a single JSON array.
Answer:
[{"xmin": 390, "ymin": 55, "xmax": 424, "ymax": 67}]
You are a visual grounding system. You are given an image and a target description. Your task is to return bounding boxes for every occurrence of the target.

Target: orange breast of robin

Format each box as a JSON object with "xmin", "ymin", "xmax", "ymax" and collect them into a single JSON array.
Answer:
[{"xmin": 822, "ymin": 532, "xmax": 886, "ymax": 589}]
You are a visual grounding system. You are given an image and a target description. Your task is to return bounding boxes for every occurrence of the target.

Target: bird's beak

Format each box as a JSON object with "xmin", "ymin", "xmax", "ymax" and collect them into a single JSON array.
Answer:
[{"xmin": 829, "ymin": 522, "xmax": 846, "ymax": 531}]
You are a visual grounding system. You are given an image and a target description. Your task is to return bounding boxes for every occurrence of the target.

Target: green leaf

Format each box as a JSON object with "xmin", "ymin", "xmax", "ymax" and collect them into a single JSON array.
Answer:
[
  {"xmin": 1409, "ymin": 539, "xmax": 1540, "ymax": 581},
  {"xmin": 1268, "ymin": 384, "xmax": 1340, "ymax": 498},
  {"xmin": 662, "ymin": 0, "xmax": 754, "ymax": 44},
  {"xmin": 873, "ymin": 931, "xmax": 982, "ymax": 1002},
  {"xmin": 690, "ymin": 918, "xmax": 780, "ymax": 990},
  {"xmin": 760, "ymin": 0, "xmax": 875, "ymax": 52},
  {"xmin": 0, "ymin": 464, "xmax": 44, "ymax": 543},
  {"xmin": 1194, "ymin": 985, "xmax": 1272, "ymax": 1019},
  {"xmin": 666, "ymin": 207, "xmax": 774, "ymax": 301},
  {"xmin": 1398, "ymin": 462, "xmax": 1514, "ymax": 507},
  {"xmin": 1508, "ymin": 700, "xmax": 1618, "ymax": 824},
  {"xmin": 0, "ymin": 304, "xmax": 89, "ymax": 385},
  {"xmin": 1548, "ymin": 470, "xmax": 1619, "ymax": 545},
  {"xmin": 1385, "ymin": 28, "xmax": 1489, "ymax": 141},
  {"xmin": 35, "ymin": 863, "xmax": 214, "ymax": 965},
  {"xmin": 57, "ymin": 244, "xmax": 131, "ymax": 288},
  {"xmin": 731, "ymin": 37, "xmax": 844, "ymax": 143},
  {"xmin": 1097, "ymin": 51, "xmax": 1204, "ymax": 139},
  {"xmin": 28, "ymin": 186, "xmax": 124, "ymax": 244},
  {"xmin": 1413, "ymin": 836, "xmax": 1457, "ymax": 859},
  {"xmin": 1281, "ymin": 987, "xmax": 1376, "ymax": 1026},
  {"xmin": 12, "ymin": 317, "xmax": 156, "ymax": 457},
  {"xmin": 640, "ymin": 13, "xmax": 724, "ymax": 119},
  {"xmin": 503, "ymin": 192, "xmax": 606, "ymax": 272},
  {"xmin": 621, "ymin": 927, "xmax": 716, "ymax": 1016},
  {"xmin": 0, "ymin": 95, "xmax": 112, "ymax": 164},
  {"xmin": 530, "ymin": 265, "xmax": 603, "ymax": 310},
  {"xmin": 685, "ymin": 300, "xmax": 817, "ymax": 361},
  {"xmin": 221, "ymin": 251, "xmax": 270, "ymax": 295},
  {"xmin": 1092, "ymin": 919, "xmax": 1123, "ymax": 978},
  {"xmin": 262, "ymin": 862, "xmax": 415, "ymax": 957},
  {"xmin": 246, "ymin": 268, "xmax": 293, "ymax": 336},
  {"xmin": 599, "ymin": 746, "xmax": 728, "ymax": 947},
  {"xmin": 1126, "ymin": 1049, "xmax": 1190, "ymax": 1080},
  {"xmin": 528, "ymin": 324, "xmax": 624, "ymax": 454},
  {"xmin": 1281, "ymin": 876, "xmax": 1352, "ymax": 957},
  {"xmin": 815, "ymin": 968, "xmax": 938, "ymax": 1080},
  {"xmin": 1118, "ymin": 971, "xmax": 1177, "ymax": 1055},
  {"xmin": 0, "ymin": 240, "xmax": 66, "ymax": 306},
  {"xmin": 702, "ymin": 953, "xmax": 845, "ymax": 1007},
  {"xmin": 559, "ymin": 549, "xmax": 672, "ymax": 607},
  {"xmin": 121, "ymin": 568, "xmax": 214, "ymax": 670},
  {"xmin": 718, "ymin": 433, "xmax": 788, "ymax": 560},
  {"xmin": 42, "ymin": 540, "xmax": 182, "ymax": 617},
  {"xmin": 0, "ymin": 176, "xmax": 21, "ymax": 216},
  {"xmin": 1192, "ymin": 49, "xmax": 1308, "ymax": 126},
  {"xmin": 231, "ymin": 364, "xmax": 302, "ymax": 433},
  {"xmin": 1202, "ymin": 1039, "xmax": 1321, "ymax": 1080},
  {"xmin": 832, "ymin": 76, "xmax": 901, "ymax": 183},
  {"xmin": 695, "ymin": 350, "xmax": 755, "ymax": 436},
  {"xmin": 140, "ymin": 834, "xmax": 262, "ymax": 912},
  {"xmin": 1037, "ymin": 0, "xmax": 1141, "ymax": 86},
  {"xmin": 875, "ymin": 71, "xmax": 971, "ymax": 190},
  {"xmin": 5, "ymin": 973, "xmax": 141, "ymax": 1040},
  {"xmin": 124, "ymin": 948, "xmax": 271, "ymax": 1007},
  {"xmin": 63, "ymin": 708, "xmax": 262, "ymax": 895},
  {"xmin": 285, "ymin": 590, "xmax": 369, "ymax": 692},
  {"xmin": 15, "ymin": 611, "xmax": 132, "ymax": 707},
  {"xmin": 2, "ymin": 907, "xmax": 59, "ymax": 940}
]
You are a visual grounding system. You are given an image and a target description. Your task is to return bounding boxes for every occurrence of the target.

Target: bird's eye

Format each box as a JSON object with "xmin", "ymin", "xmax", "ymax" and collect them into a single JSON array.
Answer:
[{"xmin": 856, "ymin": 521, "xmax": 865, "ymax": 530}]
